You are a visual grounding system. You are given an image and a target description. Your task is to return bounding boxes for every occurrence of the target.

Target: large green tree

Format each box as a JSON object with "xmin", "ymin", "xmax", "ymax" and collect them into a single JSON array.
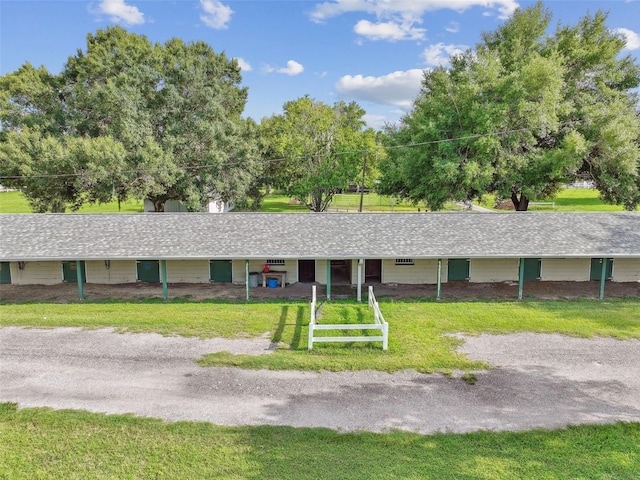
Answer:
[
  {"xmin": 0, "ymin": 27, "xmax": 260, "ymax": 212},
  {"xmin": 261, "ymin": 96, "xmax": 381, "ymax": 212},
  {"xmin": 379, "ymin": 3, "xmax": 640, "ymax": 211}
]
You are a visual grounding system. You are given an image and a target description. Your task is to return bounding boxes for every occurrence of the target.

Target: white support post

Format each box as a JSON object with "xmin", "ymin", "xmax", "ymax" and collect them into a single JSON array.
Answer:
[
  {"xmin": 356, "ymin": 258, "xmax": 363, "ymax": 303},
  {"xmin": 382, "ymin": 323, "xmax": 388, "ymax": 351}
]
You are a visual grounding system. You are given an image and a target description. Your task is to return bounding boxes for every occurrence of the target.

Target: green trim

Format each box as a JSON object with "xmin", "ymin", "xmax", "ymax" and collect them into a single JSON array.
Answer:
[
  {"xmin": 161, "ymin": 260, "xmax": 168, "ymax": 300},
  {"xmin": 245, "ymin": 260, "xmax": 250, "ymax": 301},
  {"xmin": 326, "ymin": 259, "xmax": 331, "ymax": 300},
  {"xmin": 436, "ymin": 259, "xmax": 442, "ymax": 300},
  {"xmin": 76, "ymin": 260, "xmax": 84, "ymax": 300}
]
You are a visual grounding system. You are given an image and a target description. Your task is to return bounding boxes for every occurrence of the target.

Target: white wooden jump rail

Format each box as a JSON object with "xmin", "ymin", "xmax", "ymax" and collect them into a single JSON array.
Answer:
[
  {"xmin": 529, "ymin": 201, "xmax": 555, "ymax": 208},
  {"xmin": 307, "ymin": 285, "xmax": 388, "ymax": 351}
]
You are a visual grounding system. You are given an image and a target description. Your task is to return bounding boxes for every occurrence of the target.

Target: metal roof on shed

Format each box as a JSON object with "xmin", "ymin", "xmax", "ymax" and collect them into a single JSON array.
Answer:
[{"xmin": 1, "ymin": 212, "xmax": 639, "ymax": 261}]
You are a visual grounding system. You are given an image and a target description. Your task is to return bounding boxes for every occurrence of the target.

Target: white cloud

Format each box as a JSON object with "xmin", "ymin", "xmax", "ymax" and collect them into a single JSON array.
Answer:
[
  {"xmin": 277, "ymin": 60, "xmax": 305, "ymax": 76},
  {"xmin": 362, "ymin": 113, "xmax": 389, "ymax": 129},
  {"xmin": 445, "ymin": 21, "xmax": 460, "ymax": 33},
  {"xmin": 614, "ymin": 28, "xmax": 640, "ymax": 50},
  {"xmin": 335, "ymin": 69, "xmax": 424, "ymax": 108},
  {"xmin": 422, "ymin": 42, "xmax": 468, "ymax": 66},
  {"xmin": 354, "ymin": 19, "xmax": 426, "ymax": 41},
  {"xmin": 200, "ymin": 0, "xmax": 233, "ymax": 29},
  {"xmin": 310, "ymin": 0, "xmax": 519, "ymax": 23},
  {"xmin": 264, "ymin": 60, "xmax": 305, "ymax": 76},
  {"xmin": 235, "ymin": 57, "xmax": 252, "ymax": 72},
  {"xmin": 96, "ymin": 0, "xmax": 144, "ymax": 25}
]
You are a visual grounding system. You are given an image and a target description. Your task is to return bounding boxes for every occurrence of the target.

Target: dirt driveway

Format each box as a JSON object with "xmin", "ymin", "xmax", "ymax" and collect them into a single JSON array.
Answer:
[
  {"xmin": 1, "ymin": 280, "xmax": 638, "ymax": 303},
  {"xmin": 1, "ymin": 327, "xmax": 639, "ymax": 434}
]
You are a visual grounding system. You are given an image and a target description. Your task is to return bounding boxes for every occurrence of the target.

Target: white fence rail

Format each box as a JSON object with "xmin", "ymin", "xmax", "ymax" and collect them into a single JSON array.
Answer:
[{"xmin": 308, "ymin": 285, "xmax": 388, "ymax": 351}]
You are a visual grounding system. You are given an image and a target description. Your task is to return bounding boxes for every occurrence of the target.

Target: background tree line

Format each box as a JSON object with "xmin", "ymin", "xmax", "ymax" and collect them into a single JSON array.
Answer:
[{"xmin": 2, "ymin": 2, "xmax": 639, "ymax": 213}]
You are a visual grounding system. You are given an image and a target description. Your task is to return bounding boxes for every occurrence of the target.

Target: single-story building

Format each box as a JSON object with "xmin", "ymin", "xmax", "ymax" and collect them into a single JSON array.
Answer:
[{"xmin": 0, "ymin": 212, "xmax": 638, "ymax": 300}]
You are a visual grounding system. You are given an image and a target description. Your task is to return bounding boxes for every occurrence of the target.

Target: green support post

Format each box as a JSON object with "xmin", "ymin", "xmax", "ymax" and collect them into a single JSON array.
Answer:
[
  {"xmin": 436, "ymin": 259, "xmax": 442, "ymax": 301},
  {"xmin": 326, "ymin": 259, "xmax": 331, "ymax": 300},
  {"xmin": 76, "ymin": 260, "xmax": 84, "ymax": 301},
  {"xmin": 161, "ymin": 260, "xmax": 168, "ymax": 301},
  {"xmin": 599, "ymin": 258, "xmax": 607, "ymax": 300},
  {"xmin": 245, "ymin": 260, "xmax": 250, "ymax": 301},
  {"xmin": 518, "ymin": 257, "xmax": 525, "ymax": 300}
]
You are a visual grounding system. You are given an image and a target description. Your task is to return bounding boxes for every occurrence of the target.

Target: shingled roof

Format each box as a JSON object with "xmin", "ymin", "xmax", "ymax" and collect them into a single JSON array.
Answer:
[{"xmin": 1, "ymin": 212, "xmax": 639, "ymax": 261}]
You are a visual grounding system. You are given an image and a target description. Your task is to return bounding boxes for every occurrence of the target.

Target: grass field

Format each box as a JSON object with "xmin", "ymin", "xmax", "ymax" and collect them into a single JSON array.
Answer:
[
  {"xmin": 0, "ymin": 190, "xmax": 143, "ymax": 213},
  {"xmin": 1, "ymin": 403, "xmax": 638, "ymax": 479},
  {"xmin": 3, "ymin": 188, "xmax": 636, "ymax": 213},
  {"xmin": 2, "ymin": 299, "xmax": 639, "ymax": 373}
]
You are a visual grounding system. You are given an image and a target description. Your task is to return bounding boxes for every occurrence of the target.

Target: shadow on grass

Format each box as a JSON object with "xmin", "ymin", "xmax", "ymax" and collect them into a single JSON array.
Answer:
[{"xmin": 272, "ymin": 305, "xmax": 305, "ymax": 350}]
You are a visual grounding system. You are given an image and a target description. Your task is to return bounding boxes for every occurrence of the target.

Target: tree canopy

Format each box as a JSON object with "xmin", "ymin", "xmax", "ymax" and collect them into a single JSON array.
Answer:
[
  {"xmin": 0, "ymin": 27, "xmax": 260, "ymax": 212},
  {"xmin": 378, "ymin": 3, "xmax": 640, "ymax": 211},
  {"xmin": 260, "ymin": 96, "xmax": 381, "ymax": 212}
]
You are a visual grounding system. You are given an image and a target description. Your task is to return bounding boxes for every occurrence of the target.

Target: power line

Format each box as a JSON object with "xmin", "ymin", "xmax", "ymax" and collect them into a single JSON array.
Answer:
[{"xmin": 0, "ymin": 121, "xmax": 582, "ymax": 182}]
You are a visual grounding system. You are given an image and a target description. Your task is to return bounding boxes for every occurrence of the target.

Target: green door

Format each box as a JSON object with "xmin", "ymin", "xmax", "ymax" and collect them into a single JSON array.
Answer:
[
  {"xmin": 62, "ymin": 261, "xmax": 86, "ymax": 283},
  {"xmin": 590, "ymin": 258, "xmax": 613, "ymax": 281},
  {"xmin": 522, "ymin": 258, "xmax": 541, "ymax": 280},
  {"xmin": 448, "ymin": 258, "xmax": 470, "ymax": 281},
  {"xmin": 210, "ymin": 260, "xmax": 233, "ymax": 282},
  {"xmin": 137, "ymin": 260, "xmax": 160, "ymax": 283},
  {"xmin": 0, "ymin": 262, "xmax": 11, "ymax": 284}
]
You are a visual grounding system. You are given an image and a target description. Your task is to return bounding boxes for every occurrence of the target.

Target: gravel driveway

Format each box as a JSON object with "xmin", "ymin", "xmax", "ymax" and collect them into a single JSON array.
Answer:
[{"xmin": 1, "ymin": 327, "xmax": 639, "ymax": 434}]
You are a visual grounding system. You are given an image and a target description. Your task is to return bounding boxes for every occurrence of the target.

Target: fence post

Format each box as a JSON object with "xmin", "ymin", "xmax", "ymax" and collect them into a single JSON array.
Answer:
[
  {"xmin": 382, "ymin": 322, "xmax": 388, "ymax": 351},
  {"xmin": 308, "ymin": 285, "xmax": 316, "ymax": 351}
]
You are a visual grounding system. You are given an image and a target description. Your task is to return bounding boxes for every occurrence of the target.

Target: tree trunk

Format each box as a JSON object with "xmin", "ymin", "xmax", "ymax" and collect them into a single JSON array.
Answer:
[{"xmin": 511, "ymin": 192, "xmax": 529, "ymax": 211}]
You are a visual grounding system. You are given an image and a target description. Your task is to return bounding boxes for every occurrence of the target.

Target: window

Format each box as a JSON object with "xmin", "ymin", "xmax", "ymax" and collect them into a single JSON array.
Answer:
[
  {"xmin": 266, "ymin": 259, "xmax": 285, "ymax": 265},
  {"xmin": 395, "ymin": 258, "xmax": 414, "ymax": 266}
]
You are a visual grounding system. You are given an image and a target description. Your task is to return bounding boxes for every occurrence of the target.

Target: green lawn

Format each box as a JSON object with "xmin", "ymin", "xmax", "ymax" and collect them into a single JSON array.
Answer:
[
  {"xmin": 1, "ymin": 403, "xmax": 638, "ymax": 479},
  {"xmin": 3, "ymin": 188, "xmax": 638, "ymax": 213},
  {"xmin": 0, "ymin": 190, "xmax": 144, "ymax": 213},
  {"xmin": 2, "ymin": 299, "xmax": 639, "ymax": 373}
]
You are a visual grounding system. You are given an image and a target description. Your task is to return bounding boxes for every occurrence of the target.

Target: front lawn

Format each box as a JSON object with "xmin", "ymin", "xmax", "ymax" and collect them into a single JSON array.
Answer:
[
  {"xmin": 1, "ymin": 403, "xmax": 638, "ymax": 480},
  {"xmin": 1, "ymin": 299, "xmax": 638, "ymax": 373}
]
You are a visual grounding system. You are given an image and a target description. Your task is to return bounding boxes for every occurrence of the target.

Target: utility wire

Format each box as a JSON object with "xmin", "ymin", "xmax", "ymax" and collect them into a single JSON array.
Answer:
[{"xmin": 0, "ymin": 121, "xmax": 582, "ymax": 181}]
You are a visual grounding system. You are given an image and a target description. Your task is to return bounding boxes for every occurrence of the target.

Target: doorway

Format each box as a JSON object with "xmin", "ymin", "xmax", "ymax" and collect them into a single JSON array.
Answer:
[
  {"xmin": 137, "ymin": 260, "xmax": 160, "ymax": 283},
  {"xmin": 62, "ymin": 261, "xmax": 86, "ymax": 283},
  {"xmin": 298, "ymin": 260, "xmax": 316, "ymax": 283},
  {"xmin": 210, "ymin": 260, "xmax": 233, "ymax": 282},
  {"xmin": 365, "ymin": 259, "xmax": 382, "ymax": 283}
]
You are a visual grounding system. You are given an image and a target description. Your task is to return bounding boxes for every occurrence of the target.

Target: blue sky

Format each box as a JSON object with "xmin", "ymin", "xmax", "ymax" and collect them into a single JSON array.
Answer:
[{"xmin": 1, "ymin": 0, "xmax": 639, "ymax": 128}]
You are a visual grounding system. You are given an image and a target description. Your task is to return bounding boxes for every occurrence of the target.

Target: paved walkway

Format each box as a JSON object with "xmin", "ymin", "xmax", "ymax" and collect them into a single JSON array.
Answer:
[{"xmin": 1, "ymin": 327, "xmax": 639, "ymax": 434}]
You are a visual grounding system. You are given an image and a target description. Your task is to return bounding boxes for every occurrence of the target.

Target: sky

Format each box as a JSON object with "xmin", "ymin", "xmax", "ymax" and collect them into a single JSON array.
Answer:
[{"xmin": 1, "ymin": 0, "xmax": 639, "ymax": 128}]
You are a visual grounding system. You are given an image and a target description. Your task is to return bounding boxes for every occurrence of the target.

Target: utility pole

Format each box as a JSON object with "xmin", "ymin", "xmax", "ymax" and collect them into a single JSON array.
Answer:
[{"xmin": 359, "ymin": 153, "xmax": 367, "ymax": 213}]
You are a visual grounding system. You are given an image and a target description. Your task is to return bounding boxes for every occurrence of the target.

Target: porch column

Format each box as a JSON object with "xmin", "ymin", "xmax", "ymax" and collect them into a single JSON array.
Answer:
[
  {"xmin": 599, "ymin": 258, "xmax": 608, "ymax": 300},
  {"xmin": 160, "ymin": 260, "xmax": 168, "ymax": 300},
  {"xmin": 76, "ymin": 260, "xmax": 84, "ymax": 301},
  {"xmin": 436, "ymin": 259, "xmax": 442, "ymax": 301},
  {"xmin": 326, "ymin": 259, "xmax": 331, "ymax": 300},
  {"xmin": 518, "ymin": 257, "xmax": 525, "ymax": 300},
  {"xmin": 245, "ymin": 260, "xmax": 250, "ymax": 301},
  {"xmin": 356, "ymin": 258, "xmax": 363, "ymax": 303}
]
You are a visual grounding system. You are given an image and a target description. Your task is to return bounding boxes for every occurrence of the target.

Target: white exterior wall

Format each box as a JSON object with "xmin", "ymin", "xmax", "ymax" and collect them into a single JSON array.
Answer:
[
  {"xmin": 166, "ymin": 260, "xmax": 209, "ymax": 283},
  {"xmin": 382, "ymin": 259, "xmax": 441, "ymax": 284},
  {"xmin": 10, "ymin": 261, "xmax": 61, "ymax": 285},
  {"xmin": 541, "ymin": 258, "xmax": 591, "ymax": 281},
  {"xmin": 232, "ymin": 260, "xmax": 298, "ymax": 285},
  {"xmin": 612, "ymin": 258, "xmax": 640, "ymax": 282},
  {"xmin": 470, "ymin": 259, "xmax": 519, "ymax": 283},
  {"xmin": 316, "ymin": 260, "xmax": 328, "ymax": 285},
  {"xmin": 86, "ymin": 260, "xmax": 136, "ymax": 284}
]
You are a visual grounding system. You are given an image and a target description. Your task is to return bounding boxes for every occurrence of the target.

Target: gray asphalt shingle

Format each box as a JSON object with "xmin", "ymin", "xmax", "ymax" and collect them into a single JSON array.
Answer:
[{"xmin": 1, "ymin": 212, "xmax": 639, "ymax": 261}]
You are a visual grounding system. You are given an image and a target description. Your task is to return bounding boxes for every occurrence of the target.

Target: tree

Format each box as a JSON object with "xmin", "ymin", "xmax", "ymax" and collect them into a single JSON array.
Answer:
[
  {"xmin": 379, "ymin": 2, "xmax": 640, "ymax": 211},
  {"xmin": 261, "ymin": 96, "xmax": 381, "ymax": 212},
  {"xmin": 0, "ymin": 27, "xmax": 261, "ymax": 212},
  {"xmin": 0, "ymin": 128, "xmax": 127, "ymax": 212}
]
